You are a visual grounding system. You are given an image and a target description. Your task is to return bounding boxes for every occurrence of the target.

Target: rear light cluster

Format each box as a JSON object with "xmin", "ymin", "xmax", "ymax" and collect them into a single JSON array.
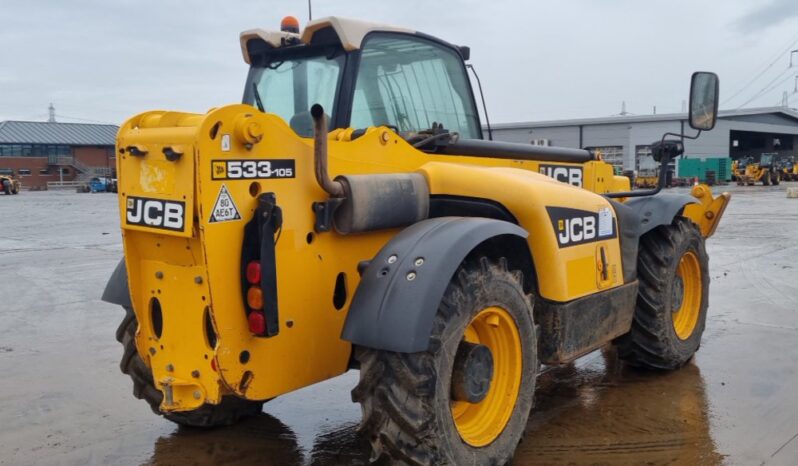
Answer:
[
  {"xmin": 241, "ymin": 192, "xmax": 281, "ymax": 338},
  {"xmin": 245, "ymin": 260, "xmax": 267, "ymax": 334}
]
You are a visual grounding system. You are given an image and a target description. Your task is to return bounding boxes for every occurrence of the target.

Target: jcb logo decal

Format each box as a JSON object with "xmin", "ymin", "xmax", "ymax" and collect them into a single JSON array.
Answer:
[
  {"xmin": 126, "ymin": 196, "xmax": 185, "ymax": 232},
  {"xmin": 546, "ymin": 206, "xmax": 615, "ymax": 247},
  {"xmin": 539, "ymin": 164, "xmax": 583, "ymax": 187}
]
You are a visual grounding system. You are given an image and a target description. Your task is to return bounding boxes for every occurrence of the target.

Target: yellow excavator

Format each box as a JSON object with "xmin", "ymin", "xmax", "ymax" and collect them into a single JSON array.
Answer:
[{"xmin": 102, "ymin": 16, "xmax": 730, "ymax": 465}]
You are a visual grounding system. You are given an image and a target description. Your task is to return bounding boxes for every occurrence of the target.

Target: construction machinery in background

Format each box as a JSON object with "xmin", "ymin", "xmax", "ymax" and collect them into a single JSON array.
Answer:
[
  {"xmin": 736, "ymin": 153, "xmax": 780, "ymax": 186},
  {"xmin": 87, "ymin": 176, "xmax": 118, "ymax": 193},
  {"xmin": 777, "ymin": 156, "xmax": 798, "ymax": 181},
  {"xmin": 101, "ymin": 16, "xmax": 730, "ymax": 465},
  {"xmin": 634, "ymin": 168, "xmax": 659, "ymax": 189},
  {"xmin": 1, "ymin": 174, "xmax": 20, "ymax": 195}
]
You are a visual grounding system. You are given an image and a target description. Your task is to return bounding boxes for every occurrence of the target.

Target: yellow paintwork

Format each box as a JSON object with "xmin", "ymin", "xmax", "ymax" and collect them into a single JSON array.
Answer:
[
  {"xmin": 672, "ymin": 251, "xmax": 702, "ymax": 340},
  {"xmin": 452, "ymin": 306, "xmax": 522, "ymax": 447},
  {"xmin": 682, "ymin": 185, "xmax": 730, "ymax": 238},
  {"xmin": 116, "ymin": 104, "xmax": 730, "ymax": 409},
  {"xmin": 420, "ymin": 162, "xmax": 624, "ymax": 299}
]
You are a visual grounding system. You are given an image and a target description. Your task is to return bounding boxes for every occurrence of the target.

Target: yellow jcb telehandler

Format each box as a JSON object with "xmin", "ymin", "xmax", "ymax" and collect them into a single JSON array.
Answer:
[
  {"xmin": 102, "ymin": 16, "xmax": 730, "ymax": 465},
  {"xmin": 777, "ymin": 156, "xmax": 798, "ymax": 181},
  {"xmin": 736, "ymin": 153, "xmax": 780, "ymax": 185}
]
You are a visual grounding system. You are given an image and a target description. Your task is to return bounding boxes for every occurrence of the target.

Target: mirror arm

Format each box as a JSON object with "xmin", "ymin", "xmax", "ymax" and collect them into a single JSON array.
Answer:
[{"xmin": 606, "ymin": 129, "xmax": 701, "ymax": 199}]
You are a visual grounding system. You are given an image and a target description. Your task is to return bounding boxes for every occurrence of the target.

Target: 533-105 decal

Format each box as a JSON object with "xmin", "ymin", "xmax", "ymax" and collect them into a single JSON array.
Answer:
[{"xmin": 212, "ymin": 159, "xmax": 295, "ymax": 180}]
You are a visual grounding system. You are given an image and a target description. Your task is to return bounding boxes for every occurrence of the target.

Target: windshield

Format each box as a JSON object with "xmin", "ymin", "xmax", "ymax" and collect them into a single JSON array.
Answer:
[
  {"xmin": 245, "ymin": 53, "xmax": 344, "ymax": 137},
  {"xmin": 351, "ymin": 34, "xmax": 481, "ymax": 139}
]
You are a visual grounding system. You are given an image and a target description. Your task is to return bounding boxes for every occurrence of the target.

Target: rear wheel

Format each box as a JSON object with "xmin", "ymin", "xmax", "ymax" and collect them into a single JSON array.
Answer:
[
  {"xmin": 117, "ymin": 306, "xmax": 264, "ymax": 427},
  {"xmin": 353, "ymin": 257, "xmax": 537, "ymax": 465},
  {"xmin": 617, "ymin": 217, "xmax": 709, "ymax": 369}
]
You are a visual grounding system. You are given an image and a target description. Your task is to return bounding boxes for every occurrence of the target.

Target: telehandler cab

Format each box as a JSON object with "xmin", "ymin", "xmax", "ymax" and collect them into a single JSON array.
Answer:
[{"xmin": 103, "ymin": 16, "xmax": 730, "ymax": 465}]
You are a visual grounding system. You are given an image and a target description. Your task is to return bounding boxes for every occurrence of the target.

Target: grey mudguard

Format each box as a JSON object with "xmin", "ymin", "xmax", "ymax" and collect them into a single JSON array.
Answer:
[
  {"xmin": 624, "ymin": 193, "xmax": 697, "ymax": 235},
  {"xmin": 341, "ymin": 216, "xmax": 528, "ymax": 353},
  {"xmin": 102, "ymin": 258, "xmax": 132, "ymax": 307}
]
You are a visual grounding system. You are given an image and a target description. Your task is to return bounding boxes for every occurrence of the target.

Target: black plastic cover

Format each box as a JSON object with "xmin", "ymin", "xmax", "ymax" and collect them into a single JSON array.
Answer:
[
  {"xmin": 101, "ymin": 258, "xmax": 132, "ymax": 307},
  {"xmin": 624, "ymin": 193, "xmax": 697, "ymax": 236},
  {"xmin": 341, "ymin": 217, "xmax": 528, "ymax": 353}
]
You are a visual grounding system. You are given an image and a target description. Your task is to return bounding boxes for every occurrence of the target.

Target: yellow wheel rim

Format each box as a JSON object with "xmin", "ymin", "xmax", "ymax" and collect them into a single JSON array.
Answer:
[
  {"xmin": 672, "ymin": 251, "xmax": 702, "ymax": 340},
  {"xmin": 451, "ymin": 306, "xmax": 522, "ymax": 447}
]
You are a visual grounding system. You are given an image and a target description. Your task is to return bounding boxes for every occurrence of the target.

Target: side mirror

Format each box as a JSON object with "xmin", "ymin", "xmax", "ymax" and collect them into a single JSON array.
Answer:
[{"xmin": 689, "ymin": 72, "xmax": 719, "ymax": 131}]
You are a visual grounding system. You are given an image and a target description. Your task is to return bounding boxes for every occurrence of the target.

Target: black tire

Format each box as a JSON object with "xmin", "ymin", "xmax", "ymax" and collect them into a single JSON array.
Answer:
[
  {"xmin": 117, "ymin": 306, "xmax": 264, "ymax": 427},
  {"xmin": 617, "ymin": 217, "xmax": 709, "ymax": 370},
  {"xmin": 763, "ymin": 172, "xmax": 771, "ymax": 186},
  {"xmin": 352, "ymin": 257, "xmax": 537, "ymax": 465},
  {"xmin": 773, "ymin": 171, "xmax": 781, "ymax": 185}
]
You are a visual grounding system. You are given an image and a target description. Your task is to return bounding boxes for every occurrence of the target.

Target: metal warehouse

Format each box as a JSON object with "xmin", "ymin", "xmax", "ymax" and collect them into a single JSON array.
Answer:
[{"xmin": 490, "ymin": 107, "xmax": 798, "ymax": 177}]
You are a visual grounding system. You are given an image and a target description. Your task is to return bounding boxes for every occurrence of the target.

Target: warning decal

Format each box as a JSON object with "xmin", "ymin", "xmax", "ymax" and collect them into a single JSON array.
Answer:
[{"xmin": 209, "ymin": 184, "xmax": 241, "ymax": 223}]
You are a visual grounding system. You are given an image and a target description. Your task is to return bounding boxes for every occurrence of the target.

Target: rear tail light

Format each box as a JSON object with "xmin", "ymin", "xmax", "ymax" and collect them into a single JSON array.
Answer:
[
  {"xmin": 241, "ymin": 193, "xmax": 282, "ymax": 337},
  {"xmin": 246, "ymin": 261, "xmax": 261, "ymax": 285},
  {"xmin": 247, "ymin": 311, "xmax": 266, "ymax": 334},
  {"xmin": 247, "ymin": 287, "xmax": 264, "ymax": 310}
]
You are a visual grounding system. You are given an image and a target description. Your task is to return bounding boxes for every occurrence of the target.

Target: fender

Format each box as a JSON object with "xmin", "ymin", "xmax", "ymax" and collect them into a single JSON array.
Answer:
[
  {"xmin": 102, "ymin": 258, "xmax": 132, "ymax": 307},
  {"xmin": 341, "ymin": 216, "xmax": 528, "ymax": 353},
  {"xmin": 624, "ymin": 193, "xmax": 697, "ymax": 235}
]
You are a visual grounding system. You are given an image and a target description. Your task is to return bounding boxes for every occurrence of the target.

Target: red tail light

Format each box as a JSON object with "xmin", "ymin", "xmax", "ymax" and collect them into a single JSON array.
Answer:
[
  {"xmin": 246, "ymin": 261, "xmax": 261, "ymax": 285},
  {"xmin": 248, "ymin": 311, "xmax": 266, "ymax": 334}
]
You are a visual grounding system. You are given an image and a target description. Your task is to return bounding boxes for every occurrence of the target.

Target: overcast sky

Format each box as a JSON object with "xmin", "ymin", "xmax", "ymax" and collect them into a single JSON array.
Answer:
[{"xmin": 2, "ymin": 0, "xmax": 798, "ymax": 126}]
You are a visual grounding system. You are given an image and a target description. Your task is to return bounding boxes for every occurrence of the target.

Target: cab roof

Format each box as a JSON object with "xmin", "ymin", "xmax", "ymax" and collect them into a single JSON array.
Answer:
[{"xmin": 240, "ymin": 16, "xmax": 414, "ymax": 64}]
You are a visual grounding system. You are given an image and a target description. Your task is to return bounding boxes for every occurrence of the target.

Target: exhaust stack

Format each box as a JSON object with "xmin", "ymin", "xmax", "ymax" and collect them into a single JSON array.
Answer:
[{"xmin": 311, "ymin": 104, "xmax": 345, "ymax": 198}]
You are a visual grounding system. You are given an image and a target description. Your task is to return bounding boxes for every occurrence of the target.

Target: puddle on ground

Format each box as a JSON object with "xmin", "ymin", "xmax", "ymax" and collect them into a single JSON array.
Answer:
[{"xmin": 141, "ymin": 348, "xmax": 721, "ymax": 466}]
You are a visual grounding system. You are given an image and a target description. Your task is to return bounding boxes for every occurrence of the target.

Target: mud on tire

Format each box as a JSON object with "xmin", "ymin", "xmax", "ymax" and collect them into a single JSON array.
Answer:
[
  {"xmin": 352, "ymin": 257, "xmax": 538, "ymax": 465},
  {"xmin": 117, "ymin": 306, "xmax": 264, "ymax": 427},
  {"xmin": 616, "ymin": 217, "xmax": 709, "ymax": 370}
]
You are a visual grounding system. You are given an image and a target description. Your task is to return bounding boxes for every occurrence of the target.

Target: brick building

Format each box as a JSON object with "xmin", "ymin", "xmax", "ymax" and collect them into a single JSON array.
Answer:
[{"xmin": 0, "ymin": 120, "xmax": 118, "ymax": 189}]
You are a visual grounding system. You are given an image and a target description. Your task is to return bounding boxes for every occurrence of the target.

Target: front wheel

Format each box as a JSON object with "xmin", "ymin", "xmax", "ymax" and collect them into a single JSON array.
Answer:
[
  {"xmin": 353, "ymin": 257, "xmax": 537, "ymax": 465},
  {"xmin": 617, "ymin": 217, "xmax": 709, "ymax": 369}
]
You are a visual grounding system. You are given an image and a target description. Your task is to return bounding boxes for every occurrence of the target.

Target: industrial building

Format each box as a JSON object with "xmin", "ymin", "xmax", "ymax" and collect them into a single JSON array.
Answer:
[
  {"xmin": 0, "ymin": 120, "xmax": 118, "ymax": 190},
  {"xmin": 490, "ymin": 107, "xmax": 798, "ymax": 179}
]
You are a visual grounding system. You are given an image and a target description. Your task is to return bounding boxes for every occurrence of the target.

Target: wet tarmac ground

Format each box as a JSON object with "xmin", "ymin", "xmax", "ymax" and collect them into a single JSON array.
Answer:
[{"xmin": 0, "ymin": 184, "xmax": 797, "ymax": 465}]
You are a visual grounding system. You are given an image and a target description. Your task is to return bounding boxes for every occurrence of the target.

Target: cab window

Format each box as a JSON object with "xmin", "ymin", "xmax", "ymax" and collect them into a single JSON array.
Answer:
[
  {"xmin": 351, "ymin": 34, "xmax": 481, "ymax": 139},
  {"xmin": 246, "ymin": 52, "xmax": 344, "ymax": 137}
]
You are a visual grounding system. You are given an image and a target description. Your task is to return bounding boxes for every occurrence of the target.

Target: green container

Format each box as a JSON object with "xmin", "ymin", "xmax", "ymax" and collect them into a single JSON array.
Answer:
[
  {"xmin": 677, "ymin": 158, "xmax": 702, "ymax": 179},
  {"xmin": 677, "ymin": 157, "xmax": 732, "ymax": 182}
]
